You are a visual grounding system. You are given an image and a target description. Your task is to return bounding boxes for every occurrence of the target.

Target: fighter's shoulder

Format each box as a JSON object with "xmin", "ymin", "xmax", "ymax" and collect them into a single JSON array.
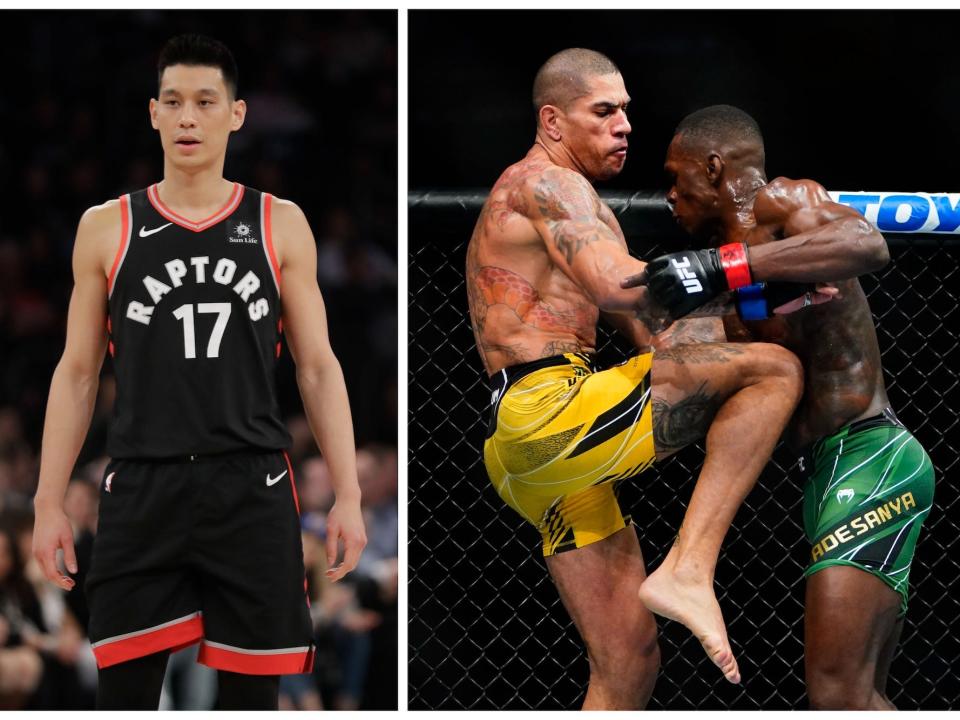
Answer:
[
  {"xmin": 755, "ymin": 177, "xmax": 832, "ymax": 222},
  {"xmin": 492, "ymin": 159, "xmax": 598, "ymax": 220},
  {"xmin": 525, "ymin": 164, "xmax": 599, "ymax": 221},
  {"xmin": 531, "ymin": 162, "xmax": 595, "ymax": 193}
]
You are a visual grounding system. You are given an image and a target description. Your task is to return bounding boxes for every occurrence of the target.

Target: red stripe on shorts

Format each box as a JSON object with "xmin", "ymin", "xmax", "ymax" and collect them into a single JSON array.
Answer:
[
  {"xmin": 198, "ymin": 642, "xmax": 315, "ymax": 675},
  {"xmin": 92, "ymin": 613, "xmax": 203, "ymax": 669},
  {"xmin": 283, "ymin": 450, "xmax": 300, "ymax": 515}
]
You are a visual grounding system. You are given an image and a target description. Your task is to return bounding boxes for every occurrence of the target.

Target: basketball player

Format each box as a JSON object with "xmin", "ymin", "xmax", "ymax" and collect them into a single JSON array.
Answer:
[{"xmin": 31, "ymin": 35, "xmax": 366, "ymax": 710}]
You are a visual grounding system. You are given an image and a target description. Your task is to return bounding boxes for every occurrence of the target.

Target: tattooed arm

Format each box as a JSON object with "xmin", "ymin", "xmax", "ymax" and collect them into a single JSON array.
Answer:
[
  {"xmin": 527, "ymin": 167, "xmax": 745, "ymax": 334},
  {"xmin": 528, "ymin": 167, "xmax": 657, "ymax": 316}
]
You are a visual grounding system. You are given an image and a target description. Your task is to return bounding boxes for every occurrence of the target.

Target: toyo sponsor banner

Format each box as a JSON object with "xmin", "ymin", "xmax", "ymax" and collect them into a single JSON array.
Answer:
[{"xmin": 829, "ymin": 191, "xmax": 960, "ymax": 234}]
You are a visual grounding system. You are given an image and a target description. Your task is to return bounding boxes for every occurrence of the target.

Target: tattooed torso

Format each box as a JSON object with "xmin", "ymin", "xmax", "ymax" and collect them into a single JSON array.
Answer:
[
  {"xmin": 723, "ymin": 178, "xmax": 890, "ymax": 448},
  {"xmin": 466, "ymin": 148, "xmax": 627, "ymax": 375}
]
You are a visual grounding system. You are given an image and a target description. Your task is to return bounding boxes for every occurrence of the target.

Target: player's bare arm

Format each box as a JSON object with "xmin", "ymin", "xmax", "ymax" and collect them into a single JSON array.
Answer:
[
  {"xmin": 534, "ymin": 169, "xmax": 766, "ymax": 332},
  {"xmin": 746, "ymin": 178, "xmax": 890, "ymax": 280},
  {"xmin": 630, "ymin": 184, "xmax": 882, "ymax": 347},
  {"xmin": 272, "ymin": 198, "xmax": 367, "ymax": 581},
  {"xmin": 33, "ymin": 201, "xmax": 118, "ymax": 591},
  {"xmin": 625, "ymin": 179, "xmax": 888, "ymax": 309},
  {"xmin": 529, "ymin": 166, "xmax": 657, "ymax": 316}
]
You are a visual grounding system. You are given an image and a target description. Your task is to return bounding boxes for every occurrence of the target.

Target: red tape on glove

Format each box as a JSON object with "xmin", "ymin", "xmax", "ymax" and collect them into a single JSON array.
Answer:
[{"xmin": 718, "ymin": 243, "xmax": 752, "ymax": 289}]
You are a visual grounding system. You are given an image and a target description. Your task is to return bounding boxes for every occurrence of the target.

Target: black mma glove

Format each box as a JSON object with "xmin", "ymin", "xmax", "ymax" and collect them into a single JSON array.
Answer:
[{"xmin": 643, "ymin": 243, "xmax": 753, "ymax": 319}]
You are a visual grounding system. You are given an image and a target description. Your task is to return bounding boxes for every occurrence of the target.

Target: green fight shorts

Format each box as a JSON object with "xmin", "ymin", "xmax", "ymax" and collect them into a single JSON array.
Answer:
[{"xmin": 801, "ymin": 408, "xmax": 935, "ymax": 614}]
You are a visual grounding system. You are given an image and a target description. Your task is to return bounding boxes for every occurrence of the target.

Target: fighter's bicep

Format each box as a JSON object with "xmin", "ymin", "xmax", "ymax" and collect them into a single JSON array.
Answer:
[
  {"xmin": 784, "ymin": 201, "xmax": 863, "ymax": 236},
  {"xmin": 540, "ymin": 215, "xmax": 629, "ymax": 275},
  {"xmin": 528, "ymin": 167, "xmax": 623, "ymax": 264}
]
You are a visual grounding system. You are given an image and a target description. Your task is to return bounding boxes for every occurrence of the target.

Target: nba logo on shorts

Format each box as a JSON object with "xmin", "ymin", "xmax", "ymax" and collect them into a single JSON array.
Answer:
[{"xmin": 105, "ymin": 472, "xmax": 115, "ymax": 493}]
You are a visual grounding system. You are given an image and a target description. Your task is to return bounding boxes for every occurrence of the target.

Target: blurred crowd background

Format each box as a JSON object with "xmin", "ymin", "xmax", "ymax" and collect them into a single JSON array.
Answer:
[{"xmin": 0, "ymin": 10, "xmax": 397, "ymax": 710}]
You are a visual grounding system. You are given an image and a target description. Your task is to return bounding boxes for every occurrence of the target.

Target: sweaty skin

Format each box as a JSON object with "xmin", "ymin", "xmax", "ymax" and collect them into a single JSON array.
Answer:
[
  {"xmin": 471, "ymin": 74, "xmax": 830, "ymax": 695},
  {"xmin": 718, "ymin": 178, "xmax": 890, "ymax": 448},
  {"xmin": 467, "ymin": 148, "xmax": 656, "ymax": 374},
  {"xmin": 470, "ymin": 146, "xmax": 810, "ymax": 688},
  {"xmin": 655, "ymin": 163, "xmax": 900, "ymax": 707}
]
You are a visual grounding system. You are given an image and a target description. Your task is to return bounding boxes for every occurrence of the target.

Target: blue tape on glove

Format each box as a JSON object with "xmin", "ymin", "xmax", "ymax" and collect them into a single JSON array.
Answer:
[{"xmin": 735, "ymin": 283, "xmax": 769, "ymax": 321}]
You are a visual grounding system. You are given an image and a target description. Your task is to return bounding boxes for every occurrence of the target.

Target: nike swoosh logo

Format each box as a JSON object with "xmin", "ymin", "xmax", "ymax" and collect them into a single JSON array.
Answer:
[
  {"xmin": 139, "ymin": 223, "xmax": 173, "ymax": 237},
  {"xmin": 266, "ymin": 470, "xmax": 288, "ymax": 487}
]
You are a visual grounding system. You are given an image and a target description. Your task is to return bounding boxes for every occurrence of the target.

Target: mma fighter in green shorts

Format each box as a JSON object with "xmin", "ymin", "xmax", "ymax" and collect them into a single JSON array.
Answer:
[{"xmin": 625, "ymin": 105, "xmax": 935, "ymax": 709}]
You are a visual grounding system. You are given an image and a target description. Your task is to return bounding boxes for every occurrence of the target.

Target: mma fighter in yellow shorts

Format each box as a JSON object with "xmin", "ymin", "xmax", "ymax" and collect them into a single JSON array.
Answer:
[{"xmin": 467, "ymin": 49, "xmax": 832, "ymax": 708}]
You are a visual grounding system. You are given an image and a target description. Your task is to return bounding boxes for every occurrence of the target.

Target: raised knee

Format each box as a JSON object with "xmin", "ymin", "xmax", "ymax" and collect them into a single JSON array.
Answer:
[
  {"xmin": 807, "ymin": 667, "xmax": 875, "ymax": 710},
  {"xmin": 745, "ymin": 343, "xmax": 804, "ymax": 395},
  {"xmin": 766, "ymin": 343, "xmax": 803, "ymax": 382}
]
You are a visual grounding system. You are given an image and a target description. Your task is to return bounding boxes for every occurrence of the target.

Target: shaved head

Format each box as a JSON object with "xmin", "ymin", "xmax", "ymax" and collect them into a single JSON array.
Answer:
[
  {"xmin": 674, "ymin": 104, "xmax": 764, "ymax": 154},
  {"xmin": 532, "ymin": 48, "xmax": 620, "ymax": 117}
]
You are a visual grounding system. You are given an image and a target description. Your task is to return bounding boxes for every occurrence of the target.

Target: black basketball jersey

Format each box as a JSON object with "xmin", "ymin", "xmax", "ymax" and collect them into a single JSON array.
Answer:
[{"xmin": 106, "ymin": 183, "xmax": 291, "ymax": 458}]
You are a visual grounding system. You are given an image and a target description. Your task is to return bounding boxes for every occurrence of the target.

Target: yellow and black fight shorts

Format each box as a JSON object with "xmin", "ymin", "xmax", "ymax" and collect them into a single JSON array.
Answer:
[{"xmin": 483, "ymin": 352, "xmax": 656, "ymax": 557}]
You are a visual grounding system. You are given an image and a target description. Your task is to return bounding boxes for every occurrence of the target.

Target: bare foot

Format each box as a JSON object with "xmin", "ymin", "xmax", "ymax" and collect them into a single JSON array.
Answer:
[{"xmin": 638, "ymin": 560, "xmax": 740, "ymax": 684}]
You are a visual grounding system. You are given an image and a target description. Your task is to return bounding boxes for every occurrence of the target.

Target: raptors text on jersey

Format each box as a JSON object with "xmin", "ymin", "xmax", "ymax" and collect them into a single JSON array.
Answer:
[{"xmin": 105, "ymin": 184, "xmax": 292, "ymax": 458}]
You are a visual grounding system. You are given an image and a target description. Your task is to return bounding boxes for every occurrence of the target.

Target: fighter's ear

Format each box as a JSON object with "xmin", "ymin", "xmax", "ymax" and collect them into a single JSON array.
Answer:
[
  {"xmin": 539, "ymin": 104, "xmax": 563, "ymax": 142},
  {"xmin": 706, "ymin": 152, "xmax": 724, "ymax": 185}
]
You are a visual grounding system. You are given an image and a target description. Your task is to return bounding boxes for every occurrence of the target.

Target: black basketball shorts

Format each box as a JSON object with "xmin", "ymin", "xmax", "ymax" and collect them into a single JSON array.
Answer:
[{"xmin": 86, "ymin": 450, "xmax": 314, "ymax": 675}]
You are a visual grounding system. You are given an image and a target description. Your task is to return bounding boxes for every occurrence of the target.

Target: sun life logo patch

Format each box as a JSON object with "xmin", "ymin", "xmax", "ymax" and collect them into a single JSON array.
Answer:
[{"xmin": 228, "ymin": 222, "xmax": 259, "ymax": 244}]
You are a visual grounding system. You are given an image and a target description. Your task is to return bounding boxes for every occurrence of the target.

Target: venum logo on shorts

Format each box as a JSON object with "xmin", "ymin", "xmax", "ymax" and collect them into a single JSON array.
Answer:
[
  {"xmin": 836, "ymin": 488, "xmax": 855, "ymax": 503},
  {"xmin": 810, "ymin": 491, "xmax": 916, "ymax": 563},
  {"xmin": 228, "ymin": 222, "xmax": 259, "ymax": 244}
]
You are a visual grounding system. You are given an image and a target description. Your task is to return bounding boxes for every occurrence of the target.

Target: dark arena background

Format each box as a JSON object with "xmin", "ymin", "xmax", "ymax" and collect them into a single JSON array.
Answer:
[
  {"xmin": 0, "ymin": 10, "xmax": 397, "ymax": 710},
  {"xmin": 408, "ymin": 10, "xmax": 959, "ymax": 710}
]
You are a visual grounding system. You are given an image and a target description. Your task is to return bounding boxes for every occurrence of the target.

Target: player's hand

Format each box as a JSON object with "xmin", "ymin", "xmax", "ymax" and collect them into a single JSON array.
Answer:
[
  {"xmin": 325, "ymin": 495, "xmax": 367, "ymax": 582},
  {"xmin": 31, "ymin": 503, "xmax": 77, "ymax": 591}
]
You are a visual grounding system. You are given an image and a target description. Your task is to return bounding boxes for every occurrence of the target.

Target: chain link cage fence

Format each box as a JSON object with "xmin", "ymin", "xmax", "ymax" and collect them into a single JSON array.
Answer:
[{"xmin": 408, "ymin": 191, "xmax": 960, "ymax": 710}]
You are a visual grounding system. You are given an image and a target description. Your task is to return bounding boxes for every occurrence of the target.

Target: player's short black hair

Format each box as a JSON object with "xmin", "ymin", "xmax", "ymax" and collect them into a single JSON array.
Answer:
[
  {"xmin": 157, "ymin": 34, "xmax": 239, "ymax": 99},
  {"xmin": 674, "ymin": 104, "xmax": 763, "ymax": 151},
  {"xmin": 532, "ymin": 48, "xmax": 620, "ymax": 116}
]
